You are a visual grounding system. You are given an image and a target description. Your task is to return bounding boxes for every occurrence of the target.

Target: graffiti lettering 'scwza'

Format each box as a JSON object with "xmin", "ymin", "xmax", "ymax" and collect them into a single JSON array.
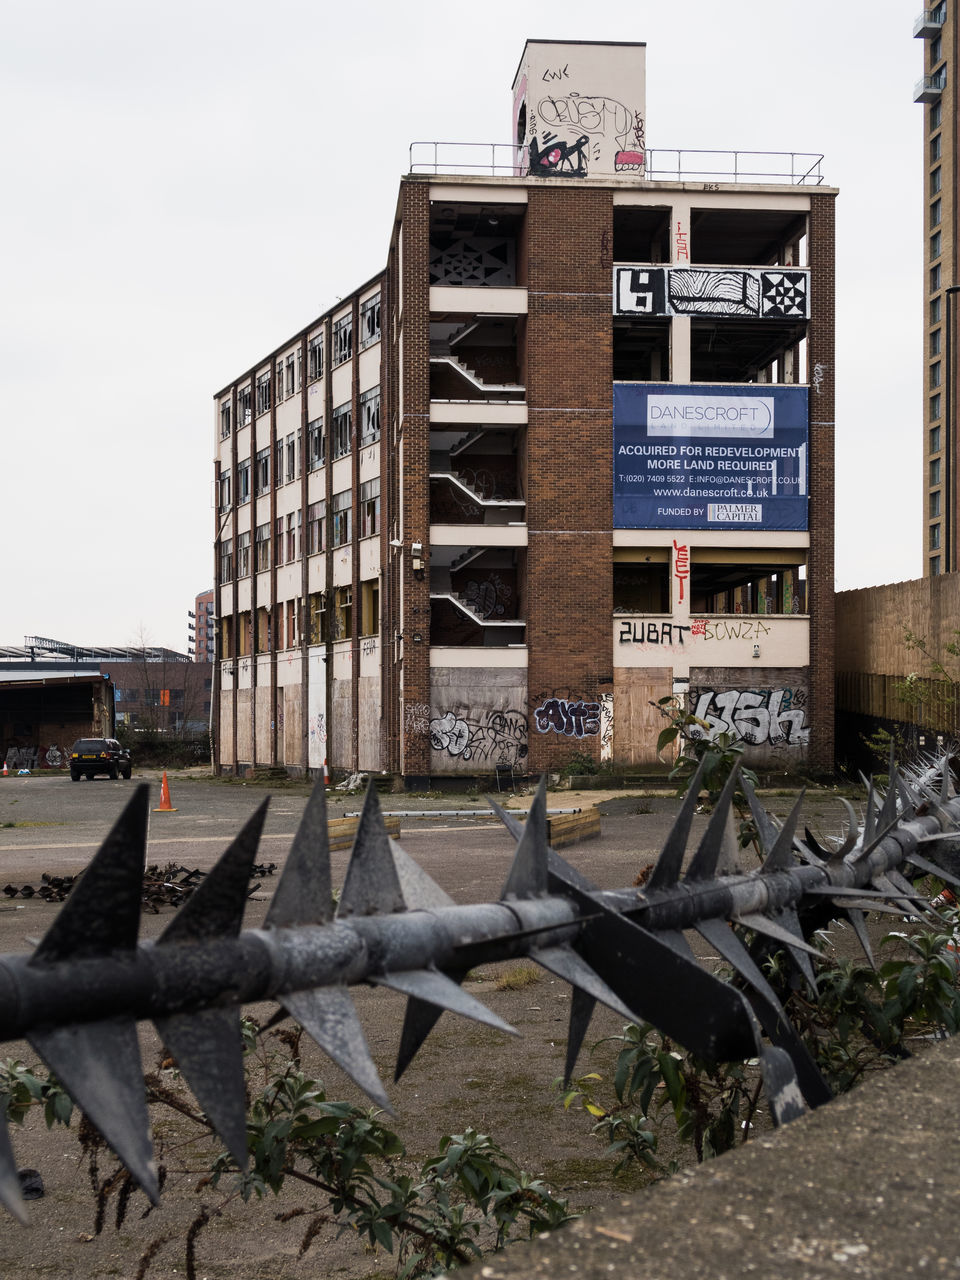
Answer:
[{"xmin": 534, "ymin": 698, "xmax": 601, "ymax": 738}]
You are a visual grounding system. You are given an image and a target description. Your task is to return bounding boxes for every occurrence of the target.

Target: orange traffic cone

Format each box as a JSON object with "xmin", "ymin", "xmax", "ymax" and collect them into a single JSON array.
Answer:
[
  {"xmin": 323, "ymin": 758, "xmax": 330, "ymax": 784},
  {"xmin": 153, "ymin": 771, "xmax": 177, "ymax": 812},
  {"xmin": 1, "ymin": 761, "xmax": 7, "ymax": 777}
]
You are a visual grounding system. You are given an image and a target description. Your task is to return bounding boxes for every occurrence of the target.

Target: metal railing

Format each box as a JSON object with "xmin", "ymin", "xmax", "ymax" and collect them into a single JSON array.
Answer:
[{"xmin": 409, "ymin": 142, "xmax": 826, "ymax": 186}]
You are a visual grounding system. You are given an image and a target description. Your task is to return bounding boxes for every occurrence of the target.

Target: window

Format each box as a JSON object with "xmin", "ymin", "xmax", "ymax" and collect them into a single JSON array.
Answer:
[
  {"xmin": 255, "ymin": 447, "xmax": 270, "ymax": 495},
  {"xmin": 931, "ymin": 361, "xmax": 941, "ymax": 388},
  {"xmin": 219, "ymin": 539, "xmax": 233, "ymax": 583},
  {"xmin": 308, "ymin": 333, "xmax": 324, "ymax": 382},
  {"xmin": 286, "ymin": 598, "xmax": 301, "ymax": 647},
  {"xmin": 931, "ymin": 198, "xmax": 942, "ymax": 228},
  {"xmin": 333, "ymin": 403, "xmax": 352, "ymax": 459},
  {"xmin": 932, "ymin": 328, "xmax": 942, "ymax": 355},
  {"xmin": 220, "ymin": 401, "xmax": 232, "ymax": 439},
  {"xmin": 931, "ymin": 398, "xmax": 942, "ymax": 426},
  {"xmin": 307, "ymin": 500, "xmax": 326, "ymax": 555},
  {"xmin": 360, "ymin": 386, "xmax": 381, "ymax": 446},
  {"xmin": 308, "ymin": 416, "xmax": 325, "ymax": 470},
  {"xmin": 238, "ymin": 386, "xmax": 252, "ymax": 427},
  {"xmin": 275, "ymin": 361, "xmax": 284, "ymax": 403},
  {"xmin": 932, "ymin": 134, "xmax": 942, "ymax": 162},
  {"xmin": 275, "ymin": 515, "xmax": 284, "ymax": 566},
  {"xmin": 932, "ymin": 34, "xmax": 943, "ymax": 63},
  {"xmin": 932, "ymin": 166, "xmax": 942, "ymax": 193},
  {"xmin": 931, "ymin": 231, "xmax": 942, "ymax": 260},
  {"xmin": 332, "ymin": 489, "xmax": 352, "ymax": 546},
  {"xmin": 237, "ymin": 458, "xmax": 251, "ymax": 504},
  {"xmin": 360, "ymin": 293, "xmax": 381, "ymax": 349},
  {"xmin": 361, "ymin": 579, "xmax": 380, "ymax": 635},
  {"xmin": 931, "ymin": 457, "xmax": 942, "ymax": 485},
  {"xmin": 255, "ymin": 523, "xmax": 270, "ymax": 571},
  {"xmin": 286, "ymin": 354, "xmax": 296, "ymax": 397},
  {"xmin": 932, "ymin": 101, "xmax": 943, "ymax": 129},
  {"xmin": 930, "ymin": 490, "xmax": 942, "ymax": 518},
  {"xmin": 359, "ymin": 477, "xmax": 380, "ymax": 538},
  {"xmin": 931, "ymin": 555, "xmax": 942, "ymax": 575},
  {"xmin": 285, "ymin": 511, "xmax": 300, "ymax": 563},
  {"xmin": 274, "ymin": 440, "xmax": 283, "ymax": 489},
  {"xmin": 931, "ymin": 263, "xmax": 942, "ymax": 293},
  {"xmin": 932, "ymin": 296, "xmax": 942, "ymax": 324},
  {"xmin": 285, "ymin": 431, "xmax": 301, "ymax": 482},
  {"xmin": 309, "ymin": 591, "xmax": 327, "ymax": 644},
  {"xmin": 930, "ymin": 523, "xmax": 941, "ymax": 550},
  {"xmin": 297, "ymin": 348, "xmax": 302, "ymax": 390},
  {"xmin": 931, "ymin": 424, "xmax": 942, "ymax": 451},
  {"xmin": 333, "ymin": 314, "xmax": 353, "ymax": 366},
  {"xmin": 237, "ymin": 530, "xmax": 251, "ymax": 577},
  {"xmin": 334, "ymin": 586, "xmax": 352, "ymax": 640},
  {"xmin": 218, "ymin": 471, "xmax": 232, "ymax": 512}
]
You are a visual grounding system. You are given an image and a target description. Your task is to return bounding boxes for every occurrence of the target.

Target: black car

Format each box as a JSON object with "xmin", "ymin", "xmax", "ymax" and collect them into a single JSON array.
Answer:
[{"xmin": 69, "ymin": 738, "xmax": 132, "ymax": 781}]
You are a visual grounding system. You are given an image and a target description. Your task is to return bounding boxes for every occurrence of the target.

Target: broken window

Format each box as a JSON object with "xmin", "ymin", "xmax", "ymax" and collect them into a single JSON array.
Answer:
[
  {"xmin": 333, "ymin": 315, "xmax": 353, "ymax": 366},
  {"xmin": 359, "ymin": 478, "xmax": 380, "ymax": 538},
  {"xmin": 332, "ymin": 489, "xmax": 352, "ymax": 547},
  {"xmin": 360, "ymin": 387, "xmax": 381, "ymax": 446},
  {"xmin": 333, "ymin": 404, "xmax": 352, "ymax": 459},
  {"xmin": 307, "ymin": 500, "xmax": 325, "ymax": 555},
  {"xmin": 308, "ymin": 417, "xmax": 325, "ymax": 470},
  {"xmin": 308, "ymin": 333, "xmax": 324, "ymax": 382},
  {"xmin": 255, "ymin": 523, "xmax": 270, "ymax": 572},
  {"xmin": 360, "ymin": 293, "xmax": 381, "ymax": 349},
  {"xmin": 237, "ymin": 531, "xmax": 251, "ymax": 578}
]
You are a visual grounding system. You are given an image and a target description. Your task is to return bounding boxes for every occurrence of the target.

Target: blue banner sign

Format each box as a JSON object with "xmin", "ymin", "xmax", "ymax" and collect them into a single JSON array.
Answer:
[{"xmin": 613, "ymin": 384, "xmax": 808, "ymax": 531}]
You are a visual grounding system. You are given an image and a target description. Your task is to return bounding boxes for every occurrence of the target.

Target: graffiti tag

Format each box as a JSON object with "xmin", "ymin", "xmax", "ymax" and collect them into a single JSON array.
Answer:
[
  {"xmin": 534, "ymin": 698, "xmax": 601, "ymax": 738},
  {"xmin": 429, "ymin": 708, "xmax": 528, "ymax": 766},
  {"xmin": 404, "ymin": 702, "xmax": 431, "ymax": 735},
  {"xmin": 618, "ymin": 620, "xmax": 692, "ymax": 646},
  {"xmin": 687, "ymin": 687, "xmax": 809, "ymax": 748}
]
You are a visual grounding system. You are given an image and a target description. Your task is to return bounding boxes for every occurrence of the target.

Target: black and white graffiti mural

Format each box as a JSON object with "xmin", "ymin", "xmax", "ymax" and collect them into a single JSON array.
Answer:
[
  {"xmin": 428, "ymin": 708, "xmax": 528, "ymax": 767},
  {"xmin": 429, "ymin": 237, "xmax": 516, "ymax": 287},
  {"xmin": 615, "ymin": 267, "xmax": 809, "ymax": 320},
  {"xmin": 686, "ymin": 687, "xmax": 810, "ymax": 748}
]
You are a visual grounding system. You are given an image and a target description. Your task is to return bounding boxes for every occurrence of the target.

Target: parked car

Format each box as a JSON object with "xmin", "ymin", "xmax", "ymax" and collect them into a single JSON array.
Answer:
[{"xmin": 69, "ymin": 738, "xmax": 132, "ymax": 781}]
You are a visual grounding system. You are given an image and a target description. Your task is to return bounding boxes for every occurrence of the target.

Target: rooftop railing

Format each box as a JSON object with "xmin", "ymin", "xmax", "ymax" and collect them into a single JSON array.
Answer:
[{"xmin": 409, "ymin": 142, "xmax": 826, "ymax": 186}]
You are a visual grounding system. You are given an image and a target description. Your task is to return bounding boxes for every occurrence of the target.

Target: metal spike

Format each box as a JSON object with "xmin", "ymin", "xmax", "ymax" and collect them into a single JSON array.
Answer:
[
  {"xmin": 373, "ymin": 968, "xmax": 515, "ymax": 1035},
  {"xmin": 802, "ymin": 826, "xmax": 830, "ymax": 858},
  {"xmin": 338, "ymin": 783, "xmax": 406, "ymax": 918},
  {"xmin": 501, "ymin": 776, "xmax": 549, "ymax": 900},
  {"xmin": 896, "ymin": 774, "xmax": 921, "ymax": 817},
  {"xmin": 942, "ymin": 755, "xmax": 954, "ymax": 802},
  {"xmin": 842, "ymin": 906, "xmax": 875, "ymax": 968},
  {"xmin": 388, "ymin": 842, "xmax": 456, "ymax": 910},
  {"xmin": 570, "ymin": 896, "xmax": 757, "ymax": 1063},
  {"xmin": 153, "ymin": 1008, "xmax": 248, "ymax": 1168},
  {"xmin": 647, "ymin": 759, "xmax": 709, "ymax": 890},
  {"xmin": 282, "ymin": 986, "xmax": 391, "ymax": 1112},
  {"xmin": 31, "ymin": 785, "xmax": 149, "ymax": 964},
  {"xmin": 395, "ymin": 993, "xmax": 448, "ymax": 1082},
  {"xmin": 903, "ymin": 851, "xmax": 960, "ymax": 893},
  {"xmin": 266, "ymin": 781, "xmax": 332, "ymax": 927},
  {"xmin": 742, "ymin": 775, "xmax": 780, "ymax": 856},
  {"xmin": 760, "ymin": 791, "xmax": 805, "ymax": 873},
  {"xmin": 564, "ymin": 987, "xmax": 597, "ymax": 1086},
  {"xmin": 693, "ymin": 916, "xmax": 831, "ymax": 1107},
  {"xmin": 735, "ymin": 910, "xmax": 822, "ymax": 959},
  {"xmin": 29, "ymin": 1019, "xmax": 157, "ymax": 1201},
  {"xmin": 685, "ymin": 765, "xmax": 741, "ymax": 882},
  {"xmin": 834, "ymin": 801, "xmax": 861, "ymax": 859},
  {"xmin": 159, "ymin": 801, "xmax": 268, "ymax": 945},
  {"xmin": 487, "ymin": 794, "xmax": 524, "ymax": 839},
  {"xmin": 759, "ymin": 1046, "xmax": 807, "ymax": 1126},
  {"xmin": 862, "ymin": 779, "xmax": 877, "ymax": 847},
  {"xmin": 531, "ymin": 945, "xmax": 635, "ymax": 1020},
  {"xmin": 746, "ymin": 904, "xmax": 819, "ymax": 995},
  {"xmin": 0, "ymin": 1113, "xmax": 28, "ymax": 1224}
]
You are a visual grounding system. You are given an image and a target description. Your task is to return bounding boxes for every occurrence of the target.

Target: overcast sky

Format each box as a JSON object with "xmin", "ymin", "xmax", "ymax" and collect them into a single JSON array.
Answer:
[{"xmin": 1, "ymin": 0, "xmax": 923, "ymax": 652}]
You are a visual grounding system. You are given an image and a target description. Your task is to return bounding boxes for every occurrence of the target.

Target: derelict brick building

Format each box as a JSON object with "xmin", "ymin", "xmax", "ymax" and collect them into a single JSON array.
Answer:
[{"xmin": 213, "ymin": 40, "xmax": 837, "ymax": 784}]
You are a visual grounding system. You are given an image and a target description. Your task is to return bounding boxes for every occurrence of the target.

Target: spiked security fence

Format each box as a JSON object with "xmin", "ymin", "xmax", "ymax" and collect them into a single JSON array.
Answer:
[{"xmin": 1, "ymin": 757, "xmax": 959, "ymax": 1224}]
